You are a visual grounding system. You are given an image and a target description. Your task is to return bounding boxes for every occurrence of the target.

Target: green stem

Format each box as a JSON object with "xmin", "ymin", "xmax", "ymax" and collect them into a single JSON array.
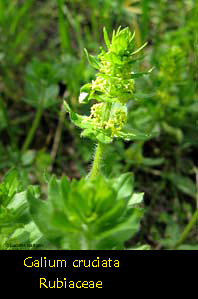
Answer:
[
  {"xmin": 21, "ymin": 103, "xmax": 43, "ymax": 153},
  {"xmin": 89, "ymin": 102, "xmax": 112, "ymax": 180},
  {"xmin": 174, "ymin": 209, "xmax": 198, "ymax": 250},
  {"xmin": 89, "ymin": 142, "xmax": 107, "ymax": 180}
]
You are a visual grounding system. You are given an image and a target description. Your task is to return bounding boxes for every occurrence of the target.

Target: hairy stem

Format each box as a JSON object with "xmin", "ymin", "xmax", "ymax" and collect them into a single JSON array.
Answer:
[
  {"xmin": 89, "ymin": 102, "xmax": 112, "ymax": 180},
  {"xmin": 89, "ymin": 142, "xmax": 107, "ymax": 180}
]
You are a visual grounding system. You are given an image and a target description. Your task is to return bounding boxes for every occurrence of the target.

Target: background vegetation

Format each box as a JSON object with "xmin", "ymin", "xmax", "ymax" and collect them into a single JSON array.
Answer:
[{"xmin": 0, "ymin": 0, "xmax": 197, "ymax": 249}]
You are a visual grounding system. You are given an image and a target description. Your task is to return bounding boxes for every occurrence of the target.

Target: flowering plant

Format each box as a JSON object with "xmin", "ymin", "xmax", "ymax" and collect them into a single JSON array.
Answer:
[{"xmin": 65, "ymin": 27, "xmax": 152, "ymax": 144}]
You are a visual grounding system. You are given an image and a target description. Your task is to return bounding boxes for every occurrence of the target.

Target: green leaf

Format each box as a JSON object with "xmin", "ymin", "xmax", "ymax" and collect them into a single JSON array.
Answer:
[
  {"xmin": 142, "ymin": 158, "xmax": 165, "ymax": 166},
  {"xmin": 48, "ymin": 176, "xmax": 64, "ymax": 211},
  {"xmin": 128, "ymin": 193, "xmax": 144, "ymax": 206},
  {"xmin": 84, "ymin": 48, "xmax": 101, "ymax": 69},
  {"xmin": 27, "ymin": 187, "xmax": 63, "ymax": 244},
  {"xmin": 161, "ymin": 122, "xmax": 183, "ymax": 143},
  {"xmin": 103, "ymin": 27, "xmax": 111, "ymax": 48},
  {"xmin": 21, "ymin": 150, "xmax": 36, "ymax": 166},
  {"xmin": 105, "ymin": 51, "xmax": 122, "ymax": 64},
  {"xmin": 112, "ymin": 173, "xmax": 134, "ymax": 200},
  {"xmin": 164, "ymin": 173, "xmax": 197, "ymax": 199},
  {"xmin": 131, "ymin": 42, "xmax": 148, "ymax": 56},
  {"xmin": 116, "ymin": 130, "xmax": 151, "ymax": 141},
  {"xmin": 7, "ymin": 191, "xmax": 29, "ymax": 221},
  {"xmin": 79, "ymin": 83, "xmax": 92, "ymax": 104},
  {"xmin": 50, "ymin": 211, "xmax": 82, "ymax": 233},
  {"xmin": 95, "ymin": 208, "xmax": 144, "ymax": 250},
  {"xmin": 94, "ymin": 176, "xmax": 116, "ymax": 215},
  {"xmin": 64, "ymin": 101, "xmax": 86, "ymax": 127},
  {"xmin": 1, "ymin": 168, "xmax": 19, "ymax": 200},
  {"xmin": 130, "ymin": 67, "xmax": 154, "ymax": 78},
  {"xmin": 8, "ymin": 221, "xmax": 44, "ymax": 250},
  {"xmin": 80, "ymin": 83, "xmax": 92, "ymax": 93},
  {"xmin": 79, "ymin": 92, "xmax": 89, "ymax": 104},
  {"xmin": 96, "ymin": 132, "xmax": 113, "ymax": 144}
]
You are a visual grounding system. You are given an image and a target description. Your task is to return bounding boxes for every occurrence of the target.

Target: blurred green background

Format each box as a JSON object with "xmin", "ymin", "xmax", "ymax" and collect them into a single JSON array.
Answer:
[{"xmin": 0, "ymin": 0, "xmax": 197, "ymax": 249}]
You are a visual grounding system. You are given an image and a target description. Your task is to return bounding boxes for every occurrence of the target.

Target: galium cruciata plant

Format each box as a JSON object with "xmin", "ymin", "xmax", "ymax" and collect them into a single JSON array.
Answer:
[
  {"xmin": 64, "ymin": 27, "xmax": 152, "ymax": 180},
  {"xmin": 2, "ymin": 27, "xmax": 152, "ymax": 250}
]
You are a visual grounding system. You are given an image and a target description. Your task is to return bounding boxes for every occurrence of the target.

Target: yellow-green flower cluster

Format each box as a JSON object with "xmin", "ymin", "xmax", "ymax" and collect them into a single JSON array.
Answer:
[
  {"xmin": 89, "ymin": 27, "xmax": 137, "ymax": 105},
  {"xmin": 65, "ymin": 27, "xmax": 150, "ymax": 144},
  {"xmin": 91, "ymin": 75, "xmax": 135, "ymax": 105},
  {"xmin": 85, "ymin": 103, "xmax": 127, "ymax": 137}
]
